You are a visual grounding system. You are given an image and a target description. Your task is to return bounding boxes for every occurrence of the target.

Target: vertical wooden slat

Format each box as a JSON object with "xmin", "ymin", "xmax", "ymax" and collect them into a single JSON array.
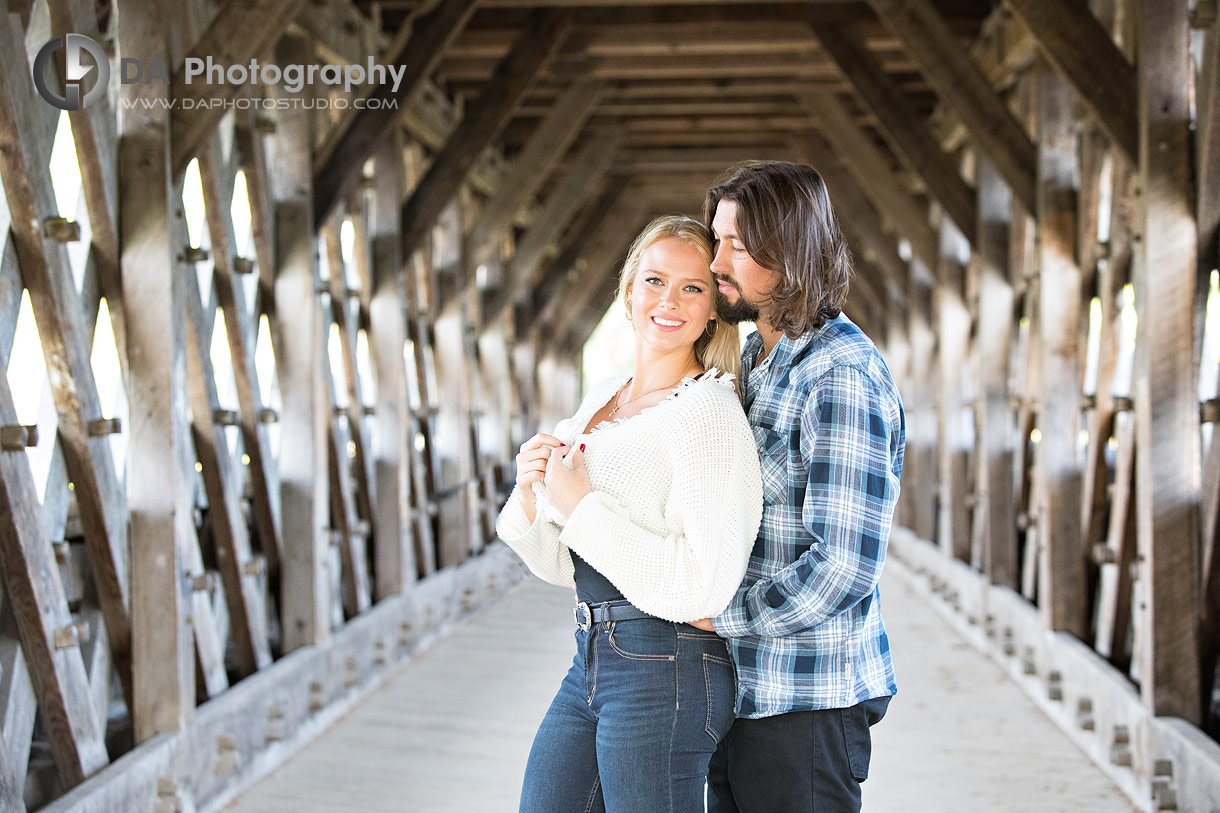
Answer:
[
  {"xmin": 935, "ymin": 221, "xmax": 971, "ymax": 561},
  {"xmin": 369, "ymin": 135, "xmax": 416, "ymax": 598},
  {"xmin": 1132, "ymin": 0, "xmax": 1201, "ymax": 720},
  {"xmin": 973, "ymin": 156, "xmax": 1017, "ymax": 588},
  {"xmin": 118, "ymin": 0, "xmax": 197, "ymax": 738},
  {"xmin": 1034, "ymin": 59, "xmax": 1088, "ymax": 639},
  {"xmin": 905, "ymin": 275, "xmax": 937, "ymax": 541},
  {"xmin": 274, "ymin": 35, "xmax": 330, "ymax": 651}
]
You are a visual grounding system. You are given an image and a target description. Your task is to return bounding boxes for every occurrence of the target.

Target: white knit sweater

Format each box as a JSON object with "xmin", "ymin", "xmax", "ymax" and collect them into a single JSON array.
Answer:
[{"xmin": 495, "ymin": 371, "xmax": 763, "ymax": 623}]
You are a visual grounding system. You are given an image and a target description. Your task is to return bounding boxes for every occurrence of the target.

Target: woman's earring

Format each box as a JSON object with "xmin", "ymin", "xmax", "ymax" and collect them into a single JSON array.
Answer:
[
  {"xmin": 704, "ymin": 318, "xmax": 716, "ymax": 337},
  {"xmin": 625, "ymin": 299, "xmax": 633, "ymax": 320}
]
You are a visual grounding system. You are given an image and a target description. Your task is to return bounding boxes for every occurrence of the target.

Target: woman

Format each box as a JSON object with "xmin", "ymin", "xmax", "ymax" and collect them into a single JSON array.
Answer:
[{"xmin": 496, "ymin": 215, "xmax": 763, "ymax": 812}]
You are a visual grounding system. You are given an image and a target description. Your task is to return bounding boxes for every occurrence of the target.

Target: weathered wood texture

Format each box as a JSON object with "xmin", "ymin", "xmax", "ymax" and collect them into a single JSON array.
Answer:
[
  {"xmin": 869, "ymin": 0, "xmax": 1037, "ymax": 212},
  {"xmin": 1132, "ymin": 0, "xmax": 1200, "ymax": 722}
]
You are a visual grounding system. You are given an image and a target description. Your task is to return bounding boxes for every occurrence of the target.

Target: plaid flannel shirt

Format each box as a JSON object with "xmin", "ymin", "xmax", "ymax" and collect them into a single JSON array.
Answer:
[{"xmin": 714, "ymin": 314, "xmax": 906, "ymax": 718}]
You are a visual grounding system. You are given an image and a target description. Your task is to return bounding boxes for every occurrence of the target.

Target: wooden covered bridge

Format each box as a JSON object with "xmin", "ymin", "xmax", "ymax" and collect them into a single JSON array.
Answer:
[{"xmin": 1, "ymin": 0, "xmax": 1219, "ymax": 809}]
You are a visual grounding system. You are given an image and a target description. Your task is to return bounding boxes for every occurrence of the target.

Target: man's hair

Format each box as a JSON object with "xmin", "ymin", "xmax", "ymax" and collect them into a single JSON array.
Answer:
[{"xmin": 704, "ymin": 161, "xmax": 853, "ymax": 337}]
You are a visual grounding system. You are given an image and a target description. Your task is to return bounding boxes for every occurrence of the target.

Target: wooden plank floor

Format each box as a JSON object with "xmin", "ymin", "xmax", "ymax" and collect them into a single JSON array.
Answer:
[{"xmin": 225, "ymin": 559, "xmax": 1135, "ymax": 812}]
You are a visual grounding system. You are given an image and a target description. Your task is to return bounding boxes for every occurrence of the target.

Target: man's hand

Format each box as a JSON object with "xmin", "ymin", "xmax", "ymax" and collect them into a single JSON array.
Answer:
[{"xmin": 688, "ymin": 617, "xmax": 716, "ymax": 632}]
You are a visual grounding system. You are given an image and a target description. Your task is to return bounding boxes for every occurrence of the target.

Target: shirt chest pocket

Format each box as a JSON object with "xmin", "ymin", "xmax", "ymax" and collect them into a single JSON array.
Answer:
[{"xmin": 754, "ymin": 426, "xmax": 790, "ymax": 506}]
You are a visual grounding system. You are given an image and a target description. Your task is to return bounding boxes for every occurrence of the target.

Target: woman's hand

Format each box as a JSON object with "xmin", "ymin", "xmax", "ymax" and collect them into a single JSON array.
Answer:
[
  {"xmin": 514, "ymin": 433, "xmax": 562, "ymax": 522},
  {"xmin": 545, "ymin": 443, "xmax": 592, "ymax": 517},
  {"xmin": 515, "ymin": 434, "xmax": 563, "ymax": 492},
  {"xmin": 687, "ymin": 617, "xmax": 716, "ymax": 632}
]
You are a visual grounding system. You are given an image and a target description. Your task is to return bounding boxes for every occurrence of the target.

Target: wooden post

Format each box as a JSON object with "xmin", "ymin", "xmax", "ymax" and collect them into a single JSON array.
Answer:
[
  {"xmin": 117, "ymin": 0, "xmax": 195, "ymax": 739},
  {"xmin": 274, "ymin": 35, "xmax": 330, "ymax": 651},
  {"xmin": 1034, "ymin": 59, "xmax": 1088, "ymax": 639},
  {"xmin": 973, "ymin": 157, "xmax": 1017, "ymax": 588},
  {"xmin": 1132, "ymin": 0, "xmax": 1201, "ymax": 721},
  {"xmin": 368, "ymin": 135, "xmax": 416, "ymax": 599},
  {"xmin": 900, "ymin": 272, "xmax": 935, "ymax": 541},
  {"xmin": 935, "ymin": 219, "xmax": 971, "ymax": 562}
]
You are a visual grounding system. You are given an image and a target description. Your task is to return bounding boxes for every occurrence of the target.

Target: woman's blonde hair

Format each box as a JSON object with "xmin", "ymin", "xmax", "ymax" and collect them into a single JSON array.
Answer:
[{"xmin": 616, "ymin": 214, "xmax": 741, "ymax": 383}]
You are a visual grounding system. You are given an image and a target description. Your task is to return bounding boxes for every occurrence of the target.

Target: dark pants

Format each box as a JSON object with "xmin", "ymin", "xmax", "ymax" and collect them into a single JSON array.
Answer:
[{"xmin": 707, "ymin": 696, "xmax": 890, "ymax": 813}]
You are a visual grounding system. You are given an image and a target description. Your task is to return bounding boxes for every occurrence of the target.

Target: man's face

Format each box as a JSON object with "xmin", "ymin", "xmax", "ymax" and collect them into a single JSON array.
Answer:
[{"xmin": 710, "ymin": 199, "xmax": 781, "ymax": 325}]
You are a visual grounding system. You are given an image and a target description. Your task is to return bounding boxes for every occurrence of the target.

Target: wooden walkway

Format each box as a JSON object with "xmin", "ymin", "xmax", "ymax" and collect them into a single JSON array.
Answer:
[{"xmin": 224, "ymin": 560, "xmax": 1136, "ymax": 813}]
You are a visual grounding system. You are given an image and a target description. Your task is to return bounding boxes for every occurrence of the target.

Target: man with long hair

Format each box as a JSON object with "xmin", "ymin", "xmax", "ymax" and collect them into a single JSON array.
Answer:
[{"xmin": 700, "ymin": 161, "xmax": 906, "ymax": 812}]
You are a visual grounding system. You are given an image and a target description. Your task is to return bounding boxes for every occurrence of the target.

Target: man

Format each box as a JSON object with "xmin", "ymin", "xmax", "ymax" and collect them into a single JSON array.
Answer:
[{"xmin": 702, "ymin": 161, "xmax": 906, "ymax": 812}]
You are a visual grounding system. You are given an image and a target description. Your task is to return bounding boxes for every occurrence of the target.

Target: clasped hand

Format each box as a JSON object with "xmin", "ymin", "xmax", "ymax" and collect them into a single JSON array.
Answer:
[{"xmin": 513, "ymin": 433, "xmax": 591, "ymax": 518}]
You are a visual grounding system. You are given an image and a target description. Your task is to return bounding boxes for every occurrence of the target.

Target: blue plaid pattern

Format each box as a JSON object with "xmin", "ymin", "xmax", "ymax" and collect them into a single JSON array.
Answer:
[{"xmin": 714, "ymin": 314, "xmax": 906, "ymax": 718}]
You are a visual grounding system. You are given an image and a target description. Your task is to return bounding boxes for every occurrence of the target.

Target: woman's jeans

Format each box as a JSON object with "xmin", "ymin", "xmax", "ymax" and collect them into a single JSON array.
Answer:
[{"xmin": 519, "ymin": 611, "xmax": 736, "ymax": 813}]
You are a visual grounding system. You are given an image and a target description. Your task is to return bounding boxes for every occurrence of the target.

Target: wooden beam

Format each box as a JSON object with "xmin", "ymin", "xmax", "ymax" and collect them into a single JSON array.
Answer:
[
  {"xmin": 466, "ymin": 77, "xmax": 604, "ymax": 258},
  {"xmin": 196, "ymin": 141, "xmax": 283, "ymax": 584},
  {"xmin": 0, "ymin": 376, "xmax": 107, "ymax": 786},
  {"xmin": 485, "ymin": 128, "xmax": 622, "ymax": 320},
  {"xmin": 397, "ymin": 8, "xmax": 573, "ymax": 254},
  {"xmin": 1132, "ymin": 0, "xmax": 1200, "ymax": 721},
  {"xmin": 440, "ymin": 52, "xmax": 838, "ymax": 83},
  {"xmin": 542, "ymin": 200, "xmax": 650, "ymax": 347},
  {"xmin": 182, "ymin": 259, "xmax": 273, "ymax": 678},
  {"xmin": 868, "ymin": 0, "xmax": 1037, "ymax": 212},
  {"xmin": 312, "ymin": 0, "xmax": 480, "ymax": 222},
  {"xmin": 274, "ymin": 36, "xmax": 330, "ymax": 652},
  {"xmin": 368, "ymin": 135, "xmax": 416, "ymax": 599},
  {"xmin": 810, "ymin": 22, "xmax": 977, "ymax": 241},
  {"xmin": 934, "ymin": 222, "xmax": 971, "ymax": 562},
  {"xmin": 800, "ymin": 88, "xmax": 938, "ymax": 271},
  {"xmin": 973, "ymin": 156, "xmax": 1017, "ymax": 588},
  {"xmin": 1034, "ymin": 61, "xmax": 1087, "ymax": 638},
  {"xmin": 119, "ymin": 0, "xmax": 198, "ymax": 739},
  {"xmin": 519, "ymin": 172, "xmax": 632, "ymax": 328},
  {"xmin": 0, "ymin": 4, "xmax": 133, "ymax": 711},
  {"xmin": 1003, "ymin": 0, "xmax": 1138, "ymax": 164},
  {"xmin": 1199, "ymin": 14, "xmax": 1220, "ymax": 737},
  {"xmin": 170, "ymin": 0, "xmax": 305, "ymax": 176}
]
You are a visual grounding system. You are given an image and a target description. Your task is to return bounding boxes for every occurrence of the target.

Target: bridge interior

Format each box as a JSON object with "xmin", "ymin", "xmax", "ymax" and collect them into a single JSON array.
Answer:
[{"xmin": 0, "ymin": 0, "xmax": 1218, "ymax": 810}]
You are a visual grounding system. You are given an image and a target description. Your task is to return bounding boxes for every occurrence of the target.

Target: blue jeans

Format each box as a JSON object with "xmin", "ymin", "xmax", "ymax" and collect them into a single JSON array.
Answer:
[{"xmin": 520, "ymin": 611, "xmax": 736, "ymax": 812}]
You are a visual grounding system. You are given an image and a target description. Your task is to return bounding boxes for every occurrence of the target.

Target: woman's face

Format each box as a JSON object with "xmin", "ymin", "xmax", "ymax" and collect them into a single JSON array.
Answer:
[{"xmin": 626, "ymin": 237, "xmax": 715, "ymax": 355}]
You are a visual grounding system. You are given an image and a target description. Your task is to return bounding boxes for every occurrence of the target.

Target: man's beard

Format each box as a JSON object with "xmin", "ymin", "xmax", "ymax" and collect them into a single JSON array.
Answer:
[{"xmin": 714, "ymin": 277, "xmax": 760, "ymax": 325}]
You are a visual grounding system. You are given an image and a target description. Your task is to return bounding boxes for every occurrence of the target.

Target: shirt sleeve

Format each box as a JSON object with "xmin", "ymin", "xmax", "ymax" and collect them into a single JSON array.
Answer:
[
  {"xmin": 494, "ymin": 413, "xmax": 582, "ymax": 589},
  {"xmin": 495, "ymin": 484, "xmax": 575, "ymax": 588},
  {"xmin": 714, "ymin": 364, "xmax": 901, "ymax": 638},
  {"xmin": 558, "ymin": 387, "xmax": 763, "ymax": 623}
]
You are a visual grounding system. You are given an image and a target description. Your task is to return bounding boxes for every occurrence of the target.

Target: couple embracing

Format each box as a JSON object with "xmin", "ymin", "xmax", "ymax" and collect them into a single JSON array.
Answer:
[{"xmin": 496, "ymin": 160, "xmax": 906, "ymax": 813}]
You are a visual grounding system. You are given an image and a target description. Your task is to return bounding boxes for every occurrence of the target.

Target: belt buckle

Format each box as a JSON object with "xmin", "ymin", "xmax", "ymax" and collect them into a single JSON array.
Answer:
[{"xmin": 574, "ymin": 601, "xmax": 592, "ymax": 631}]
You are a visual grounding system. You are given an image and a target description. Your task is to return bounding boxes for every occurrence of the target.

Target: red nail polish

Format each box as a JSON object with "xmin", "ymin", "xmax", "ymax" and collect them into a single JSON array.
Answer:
[{"xmin": 579, "ymin": 444, "xmax": 586, "ymax": 452}]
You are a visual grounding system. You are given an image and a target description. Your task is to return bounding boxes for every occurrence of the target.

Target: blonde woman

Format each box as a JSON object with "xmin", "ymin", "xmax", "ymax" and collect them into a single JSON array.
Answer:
[{"xmin": 496, "ymin": 215, "xmax": 763, "ymax": 812}]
